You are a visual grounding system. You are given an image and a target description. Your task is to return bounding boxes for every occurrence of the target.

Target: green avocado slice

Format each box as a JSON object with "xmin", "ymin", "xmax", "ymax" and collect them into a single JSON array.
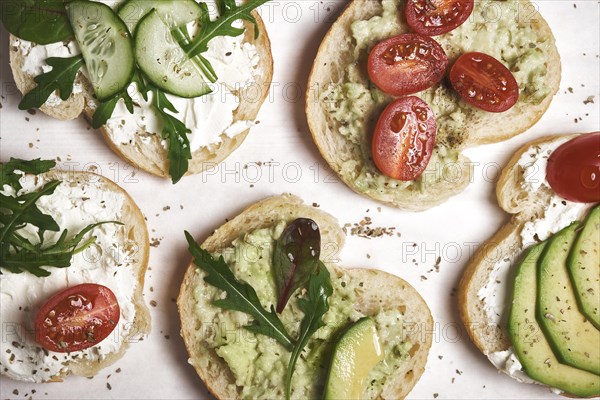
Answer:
[
  {"xmin": 568, "ymin": 204, "xmax": 600, "ymax": 329},
  {"xmin": 537, "ymin": 223, "xmax": 600, "ymax": 376},
  {"xmin": 509, "ymin": 242, "xmax": 600, "ymax": 397}
]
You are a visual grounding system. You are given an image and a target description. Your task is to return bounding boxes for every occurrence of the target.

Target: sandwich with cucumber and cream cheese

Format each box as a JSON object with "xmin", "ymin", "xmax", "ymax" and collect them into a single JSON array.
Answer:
[
  {"xmin": 307, "ymin": 0, "xmax": 561, "ymax": 210},
  {"xmin": 4, "ymin": 0, "xmax": 272, "ymax": 183},
  {"xmin": 0, "ymin": 159, "xmax": 150, "ymax": 382},
  {"xmin": 458, "ymin": 132, "xmax": 600, "ymax": 397},
  {"xmin": 179, "ymin": 194, "xmax": 433, "ymax": 399}
]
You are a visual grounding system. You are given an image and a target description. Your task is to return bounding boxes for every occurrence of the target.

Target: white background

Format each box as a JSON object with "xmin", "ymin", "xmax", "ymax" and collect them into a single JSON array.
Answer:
[{"xmin": 1, "ymin": 0, "xmax": 599, "ymax": 399}]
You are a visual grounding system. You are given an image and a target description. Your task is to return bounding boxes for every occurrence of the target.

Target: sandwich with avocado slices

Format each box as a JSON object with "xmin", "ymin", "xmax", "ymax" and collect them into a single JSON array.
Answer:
[
  {"xmin": 306, "ymin": 0, "xmax": 561, "ymax": 210},
  {"xmin": 5, "ymin": 0, "xmax": 272, "ymax": 183},
  {"xmin": 178, "ymin": 194, "xmax": 433, "ymax": 399},
  {"xmin": 458, "ymin": 132, "xmax": 600, "ymax": 397}
]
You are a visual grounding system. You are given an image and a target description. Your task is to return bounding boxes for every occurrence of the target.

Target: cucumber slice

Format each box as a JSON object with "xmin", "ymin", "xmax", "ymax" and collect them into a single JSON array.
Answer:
[
  {"xmin": 67, "ymin": 0, "xmax": 134, "ymax": 101},
  {"xmin": 135, "ymin": 10, "xmax": 211, "ymax": 98},
  {"xmin": 117, "ymin": 0, "xmax": 202, "ymax": 34}
]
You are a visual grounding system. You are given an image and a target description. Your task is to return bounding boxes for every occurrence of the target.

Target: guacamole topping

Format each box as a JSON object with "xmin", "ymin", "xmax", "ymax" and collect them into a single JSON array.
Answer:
[
  {"xmin": 323, "ymin": 0, "xmax": 552, "ymax": 193},
  {"xmin": 192, "ymin": 222, "xmax": 412, "ymax": 399}
]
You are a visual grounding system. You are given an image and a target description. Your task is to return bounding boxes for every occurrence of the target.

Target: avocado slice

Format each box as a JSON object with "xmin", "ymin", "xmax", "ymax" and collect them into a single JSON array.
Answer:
[
  {"xmin": 509, "ymin": 242, "xmax": 600, "ymax": 397},
  {"xmin": 568, "ymin": 204, "xmax": 600, "ymax": 329},
  {"xmin": 537, "ymin": 223, "xmax": 600, "ymax": 375},
  {"xmin": 323, "ymin": 317, "xmax": 384, "ymax": 400}
]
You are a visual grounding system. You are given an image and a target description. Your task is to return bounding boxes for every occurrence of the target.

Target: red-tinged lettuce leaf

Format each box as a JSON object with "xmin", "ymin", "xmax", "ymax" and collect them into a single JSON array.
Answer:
[{"xmin": 272, "ymin": 218, "xmax": 321, "ymax": 313}]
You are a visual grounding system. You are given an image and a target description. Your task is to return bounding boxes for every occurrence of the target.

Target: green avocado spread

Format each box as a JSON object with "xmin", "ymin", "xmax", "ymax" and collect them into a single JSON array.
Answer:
[
  {"xmin": 192, "ymin": 222, "xmax": 413, "ymax": 399},
  {"xmin": 323, "ymin": 0, "xmax": 552, "ymax": 193}
]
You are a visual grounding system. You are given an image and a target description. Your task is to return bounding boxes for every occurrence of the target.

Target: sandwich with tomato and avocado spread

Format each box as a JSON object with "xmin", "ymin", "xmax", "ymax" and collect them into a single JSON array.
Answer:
[
  {"xmin": 458, "ymin": 132, "xmax": 600, "ymax": 397},
  {"xmin": 306, "ymin": 0, "xmax": 561, "ymax": 210},
  {"xmin": 178, "ymin": 194, "xmax": 433, "ymax": 399},
  {"xmin": 0, "ymin": 159, "xmax": 150, "ymax": 382},
  {"xmin": 4, "ymin": 0, "xmax": 272, "ymax": 184}
]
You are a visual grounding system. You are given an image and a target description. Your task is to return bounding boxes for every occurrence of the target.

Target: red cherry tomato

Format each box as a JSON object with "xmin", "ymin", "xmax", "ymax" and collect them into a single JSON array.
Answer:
[
  {"xmin": 368, "ymin": 33, "xmax": 448, "ymax": 96},
  {"xmin": 449, "ymin": 52, "xmax": 519, "ymax": 112},
  {"xmin": 546, "ymin": 132, "xmax": 600, "ymax": 203},
  {"xmin": 34, "ymin": 284, "xmax": 120, "ymax": 353},
  {"xmin": 372, "ymin": 96, "xmax": 437, "ymax": 181},
  {"xmin": 405, "ymin": 0, "xmax": 474, "ymax": 36}
]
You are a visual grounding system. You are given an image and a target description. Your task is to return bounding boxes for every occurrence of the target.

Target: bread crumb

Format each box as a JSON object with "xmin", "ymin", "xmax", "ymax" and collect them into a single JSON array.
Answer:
[{"xmin": 150, "ymin": 300, "xmax": 158, "ymax": 307}]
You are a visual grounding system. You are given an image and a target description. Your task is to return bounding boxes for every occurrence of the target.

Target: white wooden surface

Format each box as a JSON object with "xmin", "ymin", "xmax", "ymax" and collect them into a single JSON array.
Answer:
[{"xmin": 1, "ymin": 0, "xmax": 599, "ymax": 398}]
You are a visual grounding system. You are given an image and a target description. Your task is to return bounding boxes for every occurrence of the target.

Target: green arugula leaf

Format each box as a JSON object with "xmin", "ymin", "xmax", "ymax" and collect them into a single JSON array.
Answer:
[
  {"xmin": 0, "ymin": 159, "xmax": 121, "ymax": 276},
  {"xmin": 92, "ymin": 90, "xmax": 134, "ymax": 129},
  {"xmin": 185, "ymin": 231, "xmax": 295, "ymax": 351},
  {"xmin": 1, "ymin": 0, "xmax": 73, "ymax": 45},
  {"xmin": 92, "ymin": 72, "xmax": 148, "ymax": 129},
  {"xmin": 19, "ymin": 55, "xmax": 84, "ymax": 111},
  {"xmin": 0, "ymin": 158, "xmax": 56, "ymax": 190},
  {"xmin": 175, "ymin": 0, "xmax": 268, "ymax": 80},
  {"xmin": 151, "ymin": 86, "xmax": 192, "ymax": 184},
  {"xmin": 272, "ymin": 218, "xmax": 321, "ymax": 313},
  {"xmin": 285, "ymin": 262, "xmax": 332, "ymax": 400}
]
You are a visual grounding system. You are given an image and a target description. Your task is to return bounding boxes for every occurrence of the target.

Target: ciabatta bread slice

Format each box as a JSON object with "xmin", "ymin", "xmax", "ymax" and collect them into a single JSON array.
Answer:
[
  {"xmin": 0, "ymin": 169, "xmax": 150, "ymax": 382},
  {"xmin": 178, "ymin": 194, "xmax": 433, "ymax": 399},
  {"xmin": 457, "ymin": 134, "xmax": 600, "ymax": 396},
  {"xmin": 306, "ymin": 0, "xmax": 561, "ymax": 211},
  {"xmin": 9, "ymin": 13, "xmax": 272, "ymax": 178}
]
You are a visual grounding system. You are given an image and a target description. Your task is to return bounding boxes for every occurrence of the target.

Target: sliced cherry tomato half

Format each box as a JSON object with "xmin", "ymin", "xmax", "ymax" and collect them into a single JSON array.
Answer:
[
  {"xmin": 546, "ymin": 132, "xmax": 600, "ymax": 203},
  {"xmin": 449, "ymin": 52, "xmax": 519, "ymax": 112},
  {"xmin": 372, "ymin": 96, "xmax": 437, "ymax": 181},
  {"xmin": 368, "ymin": 33, "xmax": 448, "ymax": 96},
  {"xmin": 405, "ymin": 0, "xmax": 474, "ymax": 36},
  {"xmin": 34, "ymin": 283, "xmax": 120, "ymax": 353}
]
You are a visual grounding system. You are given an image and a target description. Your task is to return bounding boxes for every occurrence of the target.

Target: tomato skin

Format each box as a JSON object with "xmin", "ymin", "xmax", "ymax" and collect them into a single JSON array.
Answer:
[
  {"xmin": 449, "ymin": 52, "xmax": 519, "ymax": 112},
  {"xmin": 372, "ymin": 96, "xmax": 437, "ymax": 181},
  {"xmin": 34, "ymin": 284, "xmax": 120, "ymax": 353},
  {"xmin": 368, "ymin": 33, "xmax": 448, "ymax": 96},
  {"xmin": 405, "ymin": 0, "xmax": 474, "ymax": 36},
  {"xmin": 546, "ymin": 132, "xmax": 600, "ymax": 203}
]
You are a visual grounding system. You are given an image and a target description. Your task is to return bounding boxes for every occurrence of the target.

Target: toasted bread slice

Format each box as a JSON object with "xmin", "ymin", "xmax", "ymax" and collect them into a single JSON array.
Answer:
[
  {"xmin": 457, "ymin": 134, "xmax": 600, "ymax": 395},
  {"xmin": 0, "ymin": 169, "xmax": 150, "ymax": 382},
  {"xmin": 306, "ymin": 0, "xmax": 561, "ymax": 210},
  {"xmin": 178, "ymin": 194, "xmax": 433, "ymax": 399},
  {"xmin": 9, "ymin": 13, "xmax": 272, "ymax": 178}
]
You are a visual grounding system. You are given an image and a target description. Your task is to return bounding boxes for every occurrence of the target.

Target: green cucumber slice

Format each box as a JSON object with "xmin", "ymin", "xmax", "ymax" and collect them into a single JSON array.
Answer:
[
  {"xmin": 134, "ymin": 10, "xmax": 211, "ymax": 98},
  {"xmin": 67, "ymin": 0, "xmax": 134, "ymax": 101},
  {"xmin": 117, "ymin": 0, "xmax": 202, "ymax": 34}
]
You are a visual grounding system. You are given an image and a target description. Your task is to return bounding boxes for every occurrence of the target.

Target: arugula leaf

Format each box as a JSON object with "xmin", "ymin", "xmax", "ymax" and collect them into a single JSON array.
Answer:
[
  {"xmin": 0, "ymin": 159, "xmax": 121, "ymax": 276},
  {"xmin": 19, "ymin": 55, "xmax": 84, "ymax": 111},
  {"xmin": 273, "ymin": 218, "xmax": 321, "ymax": 313},
  {"xmin": 1, "ymin": 0, "xmax": 73, "ymax": 45},
  {"xmin": 92, "ymin": 71, "xmax": 148, "ymax": 129},
  {"xmin": 92, "ymin": 91, "xmax": 134, "ymax": 129},
  {"xmin": 285, "ymin": 262, "xmax": 332, "ymax": 400},
  {"xmin": 175, "ymin": 0, "xmax": 269, "ymax": 79},
  {"xmin": 1, "ymin": 158, "xmax": 56, "ymax": 190},
  {"xmin": 185, "ymin": 231, "xmax": 295, "ymax": 351},
  {"xmin": 151, "ymin": 86, "xmax": 192, "ymax": 184}
]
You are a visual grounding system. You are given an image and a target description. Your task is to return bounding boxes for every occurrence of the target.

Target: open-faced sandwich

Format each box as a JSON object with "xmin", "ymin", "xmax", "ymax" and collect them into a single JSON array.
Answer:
[
  {"xmin": 307, "ymin": 0, "xmax": 560, "ymax": 210},
  {"xmin": 458, "ymin": 132, "xmax": 600, "ymax": 397},
  {"xmin": 0, "ymin": 159, "xmax": 150, "ymax": 382},
  {"xmin": 178, "ymin": 194, "xmax": 433, "ymax": 399},
  {"xmin": 4, "ymin": 0, "xmax": 272, "ymax": 183}
]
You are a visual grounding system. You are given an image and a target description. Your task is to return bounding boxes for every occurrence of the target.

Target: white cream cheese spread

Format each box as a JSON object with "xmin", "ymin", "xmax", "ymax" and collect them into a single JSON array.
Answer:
[
  {"xmin": 0, "ymin": 173, "xmax": 140, "ymax": 382},
  {"xmin": 478, "ymin": 138, "xmax": 594, "ymax": 387},
  {"xmin": 10, "ymin": 0, "xmax": 260, "ymax": 153}
]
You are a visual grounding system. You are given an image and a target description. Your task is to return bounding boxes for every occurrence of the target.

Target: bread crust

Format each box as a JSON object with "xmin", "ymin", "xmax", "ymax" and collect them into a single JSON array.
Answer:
[
  {"xmin": 0, "ymin": 170, "xmax": 151, "ymax": 382},
  {"xmin": 178, "ymin": 194, "xmax": 433, "ymax": 399},
  {"xmin": 306, "ymin": 0, "xmax": 561, "ymax": 210},
  {"xmin": 9, "ymin": 11, "xmax": 273, "ymax": 179},
  {"xmin": 457, "ymin": 134, "xmax": 595, "ymax": 395}
]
